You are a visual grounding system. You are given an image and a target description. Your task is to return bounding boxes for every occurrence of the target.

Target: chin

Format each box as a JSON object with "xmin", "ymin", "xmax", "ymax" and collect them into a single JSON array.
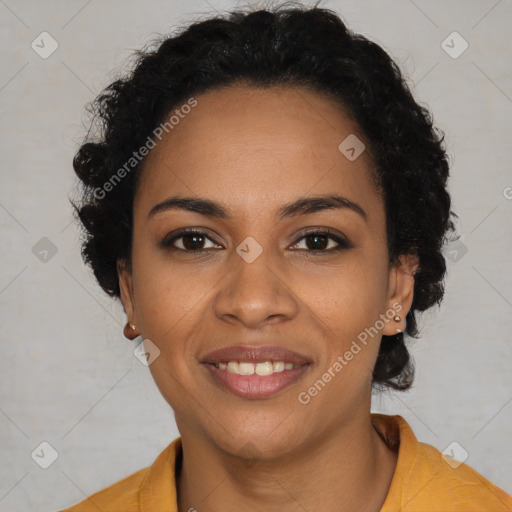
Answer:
[{"xmin": 211, "ymin": 419, "xmax": 304, "ymax": 462}]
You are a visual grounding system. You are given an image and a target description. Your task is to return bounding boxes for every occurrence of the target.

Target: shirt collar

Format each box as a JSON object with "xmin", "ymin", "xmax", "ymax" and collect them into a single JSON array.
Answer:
[
  {"xmin": 139, "ymin": 436, "xmax": 182, "ymax": 511},
  {"xmin": 372, "ymin": 413, "xmax": 419, "ymax": 511},
  {"xmin": 138, "ymin": 413, "xmax": 414, "ymax": 511}
]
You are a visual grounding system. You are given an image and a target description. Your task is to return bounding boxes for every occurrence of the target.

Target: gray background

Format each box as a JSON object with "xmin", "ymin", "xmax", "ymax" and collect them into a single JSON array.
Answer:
[{"xmin": 1, "ymin": 1, "xmax": 511, "ymax": 510}]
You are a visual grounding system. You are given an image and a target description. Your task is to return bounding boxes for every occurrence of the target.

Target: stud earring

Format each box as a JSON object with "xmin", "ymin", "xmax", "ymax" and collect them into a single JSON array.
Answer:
[
  {"xmin": 393, "ymin": 315, "xmax": 402, "ymax": 333},
  {"xmin": 123, "ymin": 322, "xmax": 138, "ymax": 340}
]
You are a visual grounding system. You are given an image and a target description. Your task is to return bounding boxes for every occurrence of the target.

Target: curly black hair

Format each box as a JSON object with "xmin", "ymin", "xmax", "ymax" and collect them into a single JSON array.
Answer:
[{"xmin": 70, "ymin": 2, "xmax": 457, "ymax": 392}]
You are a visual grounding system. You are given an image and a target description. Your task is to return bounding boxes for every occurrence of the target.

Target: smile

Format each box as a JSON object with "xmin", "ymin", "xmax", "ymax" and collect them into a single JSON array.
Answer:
[
  {"xmin": 214, "ymin": 360, "xmax": 301, "ymax": 375},
  {"xmin": 203, "ymin": 361, "xmax": 311, "ymax": 399}
]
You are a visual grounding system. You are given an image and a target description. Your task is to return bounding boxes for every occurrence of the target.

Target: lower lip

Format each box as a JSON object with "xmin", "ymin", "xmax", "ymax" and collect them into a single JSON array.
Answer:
[{"xmin": 202, "ymin": 363, "xmax": 311, "ymax": 399}]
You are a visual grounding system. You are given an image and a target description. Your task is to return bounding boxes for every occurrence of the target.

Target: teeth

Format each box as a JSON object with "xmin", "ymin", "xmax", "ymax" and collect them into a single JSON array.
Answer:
[
  {"xmin": 214, "ymin": 361, "xmax": 301, "ymax": 375},
  {"xmin": 273, "ymin": 361, "xmax": 284, "ymax": 372},
  {"xmin": 255, "ymin": 361, "xmax": 273, "ymax": 376},
  {"xmin": 227, "ymin": 361, "xmax": 238, "ymax": 374},
  {"xmin": 239, "ymin": 362, "xmax": 254, "ymax": 375}
]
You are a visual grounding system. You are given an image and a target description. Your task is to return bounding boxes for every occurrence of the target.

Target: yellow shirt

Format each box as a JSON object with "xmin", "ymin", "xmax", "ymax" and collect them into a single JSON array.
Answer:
[{"xmin": 59, "ymin": 413, "xmax": 512, "ymax": 511}]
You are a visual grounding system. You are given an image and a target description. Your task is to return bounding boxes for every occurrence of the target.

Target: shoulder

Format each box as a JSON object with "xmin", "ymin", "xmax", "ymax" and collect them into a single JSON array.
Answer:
[
  {"xmin": 57, "ymin": 466, "xmax": 150, "ymax": 511},
  {"xmin": 373, "ymin": 413, "xmax": 512, "ymax": 511},
  {"xmin": 414, "ymin": 439, "xmax": 511, "ymax": 510},
  {"xmin": 57, "ymin": 437, "xmax": 182, "ymax": 512}
]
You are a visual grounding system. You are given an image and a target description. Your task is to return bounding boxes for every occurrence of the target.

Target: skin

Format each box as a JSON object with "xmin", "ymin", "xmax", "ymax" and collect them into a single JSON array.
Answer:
[{"xmin": 118, "ymin": 84, "xmax": 418, "ymax": 512}]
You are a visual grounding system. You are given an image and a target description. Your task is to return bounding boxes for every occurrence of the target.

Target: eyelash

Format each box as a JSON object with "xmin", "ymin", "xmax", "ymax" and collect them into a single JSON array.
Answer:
[{"xmin": 160, "ymin": 228, "xmax": 353, "ymax": 255}]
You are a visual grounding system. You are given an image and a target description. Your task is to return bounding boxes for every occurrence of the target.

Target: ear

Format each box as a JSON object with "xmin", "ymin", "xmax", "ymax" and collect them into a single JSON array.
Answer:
[
  {"xmin": 382, "ymin": 253, "xmax": 419, "ymax": 336},
  {"xmin": 117, "ymin": 259, "xmax": 139, "ymax": 340}
]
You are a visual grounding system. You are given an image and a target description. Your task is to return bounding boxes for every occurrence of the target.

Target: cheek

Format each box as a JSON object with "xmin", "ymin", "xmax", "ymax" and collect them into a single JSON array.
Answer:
[
  {"xmin": 296, "ymin": 252, "xmax": 389, "ymax": 384},
  {"xmin": 297, "ymin": 271, "xmax": 385, "ymax": 408},
  {"xmin": 297, "ymin": 252, "xmax": 388, "ymax": 335},
  {"xmin": 131, "ymin": 240, "xmax": 209, "ymax": 333},
  {"xmin": 132, "ymin": 255, "xmax": 206, "ymax": 409}
]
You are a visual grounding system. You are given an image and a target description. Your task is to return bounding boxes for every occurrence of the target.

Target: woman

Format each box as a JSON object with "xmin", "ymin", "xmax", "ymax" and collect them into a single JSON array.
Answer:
[{"xmin": 60, "ymin": 3, "xmax": 512, "ymax": 511}]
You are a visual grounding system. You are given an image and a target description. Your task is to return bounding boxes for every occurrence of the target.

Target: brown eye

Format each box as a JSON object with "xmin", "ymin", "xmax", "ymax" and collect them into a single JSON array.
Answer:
[
  {"xmin": 160, "ymin": 229, "xmax": 221, "ymax": 252},
  {"xmin": 291, "ymin": 230, "xmax": 352, "ymax": 253}
]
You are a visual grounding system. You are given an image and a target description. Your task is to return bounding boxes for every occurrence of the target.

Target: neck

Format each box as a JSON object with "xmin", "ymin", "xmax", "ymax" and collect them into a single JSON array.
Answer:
[{"xmin": 176, "ymin": 411, "xmax": 398, "ymax": 512}]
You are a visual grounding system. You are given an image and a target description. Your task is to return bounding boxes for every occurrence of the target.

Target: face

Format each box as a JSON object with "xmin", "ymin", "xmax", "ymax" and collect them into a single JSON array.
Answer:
[{"xmin": 119, "ymin": 84, "xmax": 417, "ymax": 459}]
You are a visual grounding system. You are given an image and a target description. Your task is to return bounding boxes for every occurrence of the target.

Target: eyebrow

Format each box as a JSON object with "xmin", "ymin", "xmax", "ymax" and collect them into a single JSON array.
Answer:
[{"xmin": 147, "ymin": 194, "xmax": 367, "ymax": 223}]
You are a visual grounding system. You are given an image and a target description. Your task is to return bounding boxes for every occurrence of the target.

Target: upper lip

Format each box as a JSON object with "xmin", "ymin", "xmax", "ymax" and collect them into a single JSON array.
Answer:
[{"xmin": 201, "ymin": 345, "xmax": 311, "ymax": 365}]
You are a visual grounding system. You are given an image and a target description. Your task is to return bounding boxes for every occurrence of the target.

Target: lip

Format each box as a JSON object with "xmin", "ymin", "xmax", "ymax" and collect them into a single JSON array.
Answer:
[
  {"xmin": 201, "ymin": 345, "xmax": 311, "ymax": 365},
  {"xmin": 202, "ymin": 362, "xmax": 311, "ymax": 399}
]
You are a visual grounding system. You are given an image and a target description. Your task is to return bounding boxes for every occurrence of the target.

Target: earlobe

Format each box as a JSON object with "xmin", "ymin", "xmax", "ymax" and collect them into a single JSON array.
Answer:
[
  {"xmin": 117, "ymin": 259, "xmax": 138, "ymax": 339},
  {"xmin": 383, "ymin": 254, "xmax": 419, "ymax": 336}
]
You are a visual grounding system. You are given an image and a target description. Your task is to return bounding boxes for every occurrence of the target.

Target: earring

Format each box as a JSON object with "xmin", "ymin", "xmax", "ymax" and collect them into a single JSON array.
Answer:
[
  {"xmin": 123, "ymin": 321, "xmax": 137, "ymax": 340},
  {"xmin": 394, "ymin": 315, "xmax": 402, "ymax": 333}
]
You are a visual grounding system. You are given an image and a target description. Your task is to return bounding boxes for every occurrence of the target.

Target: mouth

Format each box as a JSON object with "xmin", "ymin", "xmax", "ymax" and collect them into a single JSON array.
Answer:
[
  {"xmin": 209, "ymin": 360, "xmax": 303, "ymax": 375},
  {"xmin": 200, "ymin": 345, "xmax": 312, "ymax": 399},
  {"xmin": 201, "ymin": 344, "xmax": 311, "ymax": 366}
]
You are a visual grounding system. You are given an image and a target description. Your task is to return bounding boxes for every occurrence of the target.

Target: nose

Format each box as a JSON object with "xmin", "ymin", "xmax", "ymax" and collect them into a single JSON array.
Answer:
[{"xmin": 213, "ymin": 243, "xmax": 299, "ymax": 329}]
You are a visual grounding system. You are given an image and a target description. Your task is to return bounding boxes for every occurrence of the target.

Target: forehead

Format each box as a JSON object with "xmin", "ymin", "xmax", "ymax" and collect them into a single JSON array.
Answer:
[{"xmin": 135, "ymin": 84, "xmax": 382, "ymax": 226}]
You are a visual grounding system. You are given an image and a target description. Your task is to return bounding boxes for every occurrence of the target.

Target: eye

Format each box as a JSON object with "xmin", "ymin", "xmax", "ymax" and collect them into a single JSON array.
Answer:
[
  {"xmin": 160, "ymin": 228, "xmax": 352, "ymax": 254},
  {"xmin": 160, "ymin": 228, "xmax": 221, "ymax": 253},
  {"xmin": 290, "ymin": 229, "xmax": 352, "ymax": 253}
]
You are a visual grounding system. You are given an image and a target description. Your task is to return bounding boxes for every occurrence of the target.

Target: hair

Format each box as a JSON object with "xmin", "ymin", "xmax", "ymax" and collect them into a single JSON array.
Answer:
[{"xmin": 70, "ymin": 1, "xmax": 457, "ymax": 392}]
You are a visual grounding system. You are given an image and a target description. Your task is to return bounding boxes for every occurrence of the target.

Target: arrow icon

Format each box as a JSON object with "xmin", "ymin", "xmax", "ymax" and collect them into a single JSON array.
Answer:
[
  {"xmin": 236, "ymin": 236, "xmax": 262, "ymax": 263},
  {"xmin": 31, "ymin": 441, "xmax": 59, "ymax": 468},
  {"xmin": 32, "ymin": 237, "xmax": 58, "ymax": 262},
  {"xmin": 134, "ymin": 339, "xmax": 161, "ymax": 366},
  {"xmin": 441, "ymin": 32, "xmax": 468, "ymax": 59},
  {"xmin": 31, "ymin": 31, "xmax": 59, "ymax": 59},
  {"xmin": 441, "ymin": 441, "xmax": 468, "ymax": 469},
  {"xmin": 338, "ymin": 134, "xmax": 365, "ymax": 161}
]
